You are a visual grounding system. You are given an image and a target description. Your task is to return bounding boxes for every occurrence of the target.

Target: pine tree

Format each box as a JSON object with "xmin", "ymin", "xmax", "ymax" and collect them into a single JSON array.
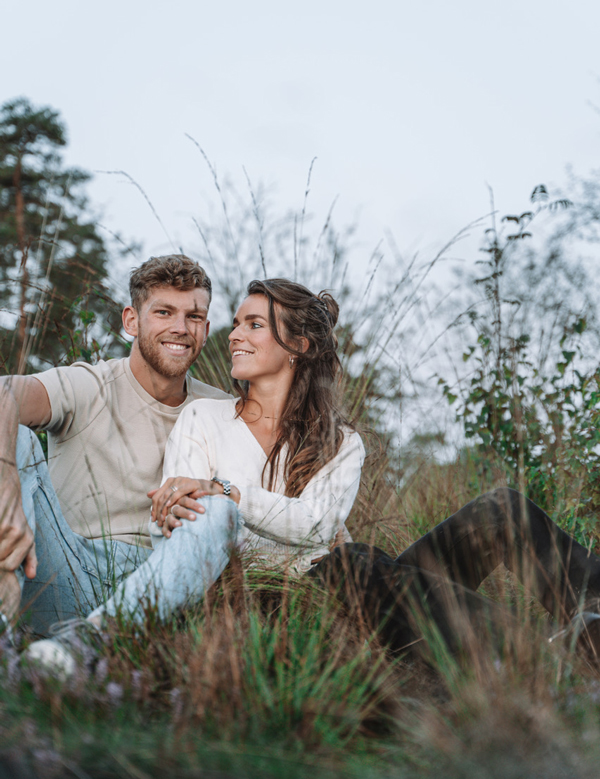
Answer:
[{"xmin": 0, "ymin": 96, "xmax": 126, "ymax": 373}]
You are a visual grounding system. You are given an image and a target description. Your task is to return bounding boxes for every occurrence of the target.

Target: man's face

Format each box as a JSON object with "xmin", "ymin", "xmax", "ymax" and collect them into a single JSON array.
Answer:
[{"xmin": 125, "ymin": 286, "xmax": 211, "ymax": 379}]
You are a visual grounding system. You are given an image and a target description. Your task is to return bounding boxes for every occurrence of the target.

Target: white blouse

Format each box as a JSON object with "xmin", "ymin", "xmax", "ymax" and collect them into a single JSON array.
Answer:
[{"xmin": 151, "ymin": 397, "xmax": 365, "ymax": 573}]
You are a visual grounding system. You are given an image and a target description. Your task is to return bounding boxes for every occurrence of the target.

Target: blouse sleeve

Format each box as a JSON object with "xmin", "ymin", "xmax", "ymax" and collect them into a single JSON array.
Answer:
[
  {"xmin": 148, "ymin": 403, "xmax": 213, "ymax": 543},
  {"xmin": 161, "ymin": 403, "xmax": 212, "ymax": 483},
  {"xmin": 237, "ymin": 432, "xmax": 365, "ymax": 549}
]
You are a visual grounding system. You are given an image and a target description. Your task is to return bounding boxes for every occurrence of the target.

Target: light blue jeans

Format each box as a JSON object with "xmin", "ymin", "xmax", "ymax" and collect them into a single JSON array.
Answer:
[
  {"xmin": 15, "ymin": 427, "xmax": 240, "ymax": 634},
  {"xmin": 88, "ymin": 493, "xmax": 239, "ymax": 625}
]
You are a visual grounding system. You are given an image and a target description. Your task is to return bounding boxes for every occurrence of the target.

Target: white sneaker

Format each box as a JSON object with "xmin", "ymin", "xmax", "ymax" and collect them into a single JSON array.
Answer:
[{"xmin": 23, "ymin": 618, "xmax": 103, "ymax": 680}]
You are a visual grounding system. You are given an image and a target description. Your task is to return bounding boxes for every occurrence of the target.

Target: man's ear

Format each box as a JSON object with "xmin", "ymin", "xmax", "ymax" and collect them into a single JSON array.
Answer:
[
  {"xmin": 122, "ymin": 306, "xmax": 139, "ymax": 338},
  {"xmin": 203, "ymin": 320, "xmax": 210, "ymax": 347}
]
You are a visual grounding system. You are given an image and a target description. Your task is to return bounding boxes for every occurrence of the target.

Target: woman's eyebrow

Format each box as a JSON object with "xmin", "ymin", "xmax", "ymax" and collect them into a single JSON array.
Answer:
[{"xmin": 232, "ymin": 314, "xmax": 268, "ymax": 325}]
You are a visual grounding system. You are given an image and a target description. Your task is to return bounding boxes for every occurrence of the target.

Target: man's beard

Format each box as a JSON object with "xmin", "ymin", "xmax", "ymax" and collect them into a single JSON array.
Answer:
[{"xmin": 137, "ymin": 326, "xmax": 199, "ymax": 379}]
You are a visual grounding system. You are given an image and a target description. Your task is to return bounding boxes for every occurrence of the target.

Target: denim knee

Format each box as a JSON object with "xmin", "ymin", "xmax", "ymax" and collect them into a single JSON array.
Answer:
[{"xmin": 197, "ymin": 495, "xmax": 240, "ymax": 537}]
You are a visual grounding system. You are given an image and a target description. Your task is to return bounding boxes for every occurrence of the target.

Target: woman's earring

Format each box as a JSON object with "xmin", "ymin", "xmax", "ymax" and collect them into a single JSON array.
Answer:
[{"xmin": 289, "ymin": 356, "xmax": 295, "ymax": 369}]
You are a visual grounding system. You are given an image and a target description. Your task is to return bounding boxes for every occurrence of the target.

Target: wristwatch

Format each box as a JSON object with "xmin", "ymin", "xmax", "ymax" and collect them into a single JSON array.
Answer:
[{"xmin": 211, "ymin": 476, "xmax": 231, "ymax": 496}]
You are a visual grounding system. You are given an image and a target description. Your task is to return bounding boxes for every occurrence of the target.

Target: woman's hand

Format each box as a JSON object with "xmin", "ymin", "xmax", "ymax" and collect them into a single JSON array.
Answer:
[
  {"xmin": 148, "ymin": 477, "xmax": 241, "ymax": 538},
  {"xmin": 149, "ymin": 477, "xmax": 210, "ymax": 527}
]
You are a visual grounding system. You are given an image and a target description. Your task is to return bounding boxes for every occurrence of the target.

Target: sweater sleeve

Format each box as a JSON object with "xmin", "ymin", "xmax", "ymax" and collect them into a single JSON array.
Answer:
[
  {"xmin": 161, "ymin": 403, "xmax": 212, "ymax": 483},
  {"xmin": 149, "ymin": 403, "xmax": 214, "ymax": 542},
  {"xmin": 34, "ymin": 361, "xmax": 109, "ymax": 438},
  {"xmin": 237, "ymin": 432, "xmax": 365, "ymax": 549}
]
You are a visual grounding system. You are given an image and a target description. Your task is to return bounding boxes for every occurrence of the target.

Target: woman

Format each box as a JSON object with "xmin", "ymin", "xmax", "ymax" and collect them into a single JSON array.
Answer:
[{"xmin": 26, "ymin": 279, "xmax": 365, "ymax": 674}]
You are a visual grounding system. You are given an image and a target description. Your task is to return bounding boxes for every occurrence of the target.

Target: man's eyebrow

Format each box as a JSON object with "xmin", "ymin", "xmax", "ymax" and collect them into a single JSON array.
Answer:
[
  {"xmin": 151, "ymin": 301, "xmax": 208, "ymax": 314},
  {"xmin": 150, "ymin": 301, "xmax": 176, "ymax": 310}
]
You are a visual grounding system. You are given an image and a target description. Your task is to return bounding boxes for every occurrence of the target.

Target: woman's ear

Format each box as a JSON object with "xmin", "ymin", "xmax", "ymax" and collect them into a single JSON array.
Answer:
[{"xmin": 298, "ymin": 336, "xmax": 309, "ymax": 354}]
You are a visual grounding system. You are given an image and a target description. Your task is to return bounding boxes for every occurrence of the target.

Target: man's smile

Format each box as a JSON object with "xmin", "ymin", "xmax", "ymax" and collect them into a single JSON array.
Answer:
[{"xmin": 162, "ymin": 342, "xmax": 191, "ymax": 354}]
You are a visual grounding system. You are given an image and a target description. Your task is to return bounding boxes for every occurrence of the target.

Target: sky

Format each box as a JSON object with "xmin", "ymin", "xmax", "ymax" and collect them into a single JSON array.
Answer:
[
  {"xmin": 3, "ymin": 0, "xmax": 600, "ymax": 442},
  {"xmin": 3, "ymin": 0, "xmax": 600, "ymax": 287}
]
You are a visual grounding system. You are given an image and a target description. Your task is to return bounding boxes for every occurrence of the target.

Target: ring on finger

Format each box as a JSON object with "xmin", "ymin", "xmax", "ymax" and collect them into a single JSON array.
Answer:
[{"xmin": 170, "ymin": 485, "xmax": 178, "ymax": 493}]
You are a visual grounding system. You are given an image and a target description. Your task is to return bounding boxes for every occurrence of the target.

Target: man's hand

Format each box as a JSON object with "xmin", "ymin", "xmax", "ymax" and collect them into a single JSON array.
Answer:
[
  {"xmin": 148, "ymin": 476, "xmax": 240, "ymax": 539},
  {"xmin": 0, "ymin": 465, "xmax": 37, "ymax": 578},
  {"xmin": 0, "ymin": 375, "xmax": 49, "ymax": 581}
]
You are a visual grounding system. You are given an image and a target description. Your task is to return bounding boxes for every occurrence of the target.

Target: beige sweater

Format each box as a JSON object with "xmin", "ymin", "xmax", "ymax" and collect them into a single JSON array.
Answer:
[{"xmin": 37, "ymin": 358, "xmax": 228, "ymax": 546}]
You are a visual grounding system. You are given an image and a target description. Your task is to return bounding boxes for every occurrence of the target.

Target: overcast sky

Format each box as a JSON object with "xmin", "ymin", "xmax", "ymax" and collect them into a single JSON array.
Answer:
[{"xmin": 3, "ymin": 0, "xmax": 600, "ymax": 278}]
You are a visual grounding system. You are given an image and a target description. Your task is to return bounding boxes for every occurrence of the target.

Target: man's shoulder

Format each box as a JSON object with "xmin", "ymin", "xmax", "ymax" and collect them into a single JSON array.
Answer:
[
  {"xmin": 35, "ymin": 357, "xmax": 125, "ymax": 396},
  {"xmin": 186, "ymin": 377, "xmax": 232, "ymax": 401},
  {"xmin": 34, "ymin": 358, "xmax": 129, "ymax": 437},
  {"xmin": 38, "ymin": 356, "xmax": 125, "ymax": 381}
]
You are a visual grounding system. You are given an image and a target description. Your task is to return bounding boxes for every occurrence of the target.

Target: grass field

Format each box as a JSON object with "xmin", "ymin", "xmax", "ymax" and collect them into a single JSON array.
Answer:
[{"xmin": 3, "ymin": 449, "xmax": 600, "ymax": 779}]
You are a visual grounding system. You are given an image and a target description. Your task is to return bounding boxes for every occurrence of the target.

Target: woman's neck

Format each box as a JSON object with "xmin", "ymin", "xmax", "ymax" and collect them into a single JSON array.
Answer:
[{"xmin": 240, "ymin": 375, "xmax": 292, "ymax": 430}]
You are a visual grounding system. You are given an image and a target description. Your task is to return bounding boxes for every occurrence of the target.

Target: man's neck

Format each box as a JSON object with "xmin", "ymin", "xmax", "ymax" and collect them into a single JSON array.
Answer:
[{"xmin": 129, "ymin": 346, "xmax": 187, "ymax": 407}]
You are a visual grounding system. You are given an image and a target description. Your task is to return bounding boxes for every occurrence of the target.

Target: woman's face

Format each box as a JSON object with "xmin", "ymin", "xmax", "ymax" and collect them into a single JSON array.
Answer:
[{"xmin": 229, "ymin": 294, "xmax": 291, "ymax": 383}]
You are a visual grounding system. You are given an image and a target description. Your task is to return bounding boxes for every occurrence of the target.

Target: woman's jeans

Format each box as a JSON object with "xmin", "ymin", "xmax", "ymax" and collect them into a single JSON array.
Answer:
[
  {"xmin": 311, "ymin": 488, "xmax": 600, "ymax": 656},
  {"xmin": 15, "ymin": 427, "xmax": 239, "ymax": 634}
]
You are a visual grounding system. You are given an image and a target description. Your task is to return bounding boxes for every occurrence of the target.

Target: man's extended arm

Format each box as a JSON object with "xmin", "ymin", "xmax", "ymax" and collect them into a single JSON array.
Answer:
[{"xmin": 0, "ymin": 376, "xmax": 52, "ymax": 577}]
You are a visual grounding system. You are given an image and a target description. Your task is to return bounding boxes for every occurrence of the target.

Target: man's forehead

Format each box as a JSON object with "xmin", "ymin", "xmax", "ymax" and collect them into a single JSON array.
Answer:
[{"xmin": 146, "ymin": 286, "xmax": 210, "ymax": 310}]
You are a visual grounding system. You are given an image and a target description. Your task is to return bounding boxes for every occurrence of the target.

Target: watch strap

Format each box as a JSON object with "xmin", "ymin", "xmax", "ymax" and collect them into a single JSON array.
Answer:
[{"xmin": 211, "ymin": 476, "xmax": 231, "ymax": 496}]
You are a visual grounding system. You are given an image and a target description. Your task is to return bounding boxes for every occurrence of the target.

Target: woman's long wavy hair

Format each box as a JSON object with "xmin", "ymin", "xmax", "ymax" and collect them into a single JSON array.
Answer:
[{"xmin": 234, "ymin": 278, "xmax": 352, "ymax": 498}]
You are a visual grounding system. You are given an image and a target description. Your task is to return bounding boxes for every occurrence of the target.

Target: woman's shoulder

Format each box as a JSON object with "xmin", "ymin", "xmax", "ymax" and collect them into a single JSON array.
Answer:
[{"xmin": 338, "ymin": 427, "xmax": 366, "ymax": 462}]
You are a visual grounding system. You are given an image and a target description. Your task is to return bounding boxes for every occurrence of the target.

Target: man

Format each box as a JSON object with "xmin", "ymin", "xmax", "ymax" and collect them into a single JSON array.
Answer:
[{"xmin": 0, "ymin": 254, "xmax": 228, "ymax": 635}]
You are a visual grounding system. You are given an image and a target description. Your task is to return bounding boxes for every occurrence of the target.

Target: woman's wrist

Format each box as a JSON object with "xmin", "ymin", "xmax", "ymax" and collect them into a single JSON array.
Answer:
[
  {"xmin": 211, "ymin": 476, "xmax": 241, "ymax": 504},
  {"xmin": 214, "ymin": 481, "xmax": 240, "ymax": 504}
]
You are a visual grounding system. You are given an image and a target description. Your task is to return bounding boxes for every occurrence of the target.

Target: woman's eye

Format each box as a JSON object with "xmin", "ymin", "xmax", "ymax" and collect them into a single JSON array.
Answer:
[{"xmin": 251, "ymin": 322, "xmax": 262, "ymax": 329}]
